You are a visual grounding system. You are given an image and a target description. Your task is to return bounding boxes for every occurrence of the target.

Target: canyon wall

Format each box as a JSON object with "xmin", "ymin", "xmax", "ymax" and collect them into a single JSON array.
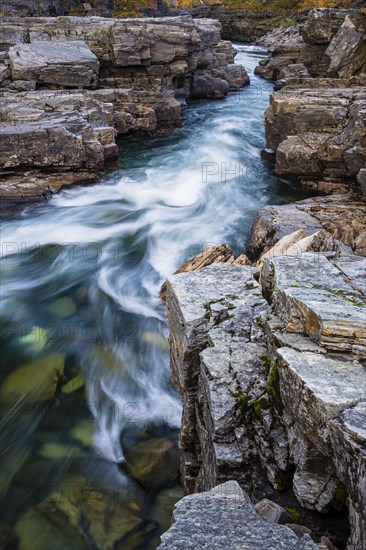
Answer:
[
  {"xmin": 255, "ymin": 8, "xmax": 366, "ymax": 197},
  {"xmin": 163, "ymin": 8, "xmax": 366, "ymax": 550},
  {"xmin": 0, "ymin": 15, "xmax": 249, "ymax": 200},
  {"xmin": 166, "ymin": 245, "xmax": 365, "ymax": 549}
]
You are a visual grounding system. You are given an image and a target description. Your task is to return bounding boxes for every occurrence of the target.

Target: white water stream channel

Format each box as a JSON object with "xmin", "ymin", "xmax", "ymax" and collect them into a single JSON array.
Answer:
[{"xmin": 0, "ymin": 44, "xmax": 307, "ymax": 548}]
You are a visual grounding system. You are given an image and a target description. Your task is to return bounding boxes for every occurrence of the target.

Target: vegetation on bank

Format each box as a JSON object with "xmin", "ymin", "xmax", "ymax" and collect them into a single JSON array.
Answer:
[{"xmin": 113, "ymin": 0, "xmax": 357, "ymax": 20}]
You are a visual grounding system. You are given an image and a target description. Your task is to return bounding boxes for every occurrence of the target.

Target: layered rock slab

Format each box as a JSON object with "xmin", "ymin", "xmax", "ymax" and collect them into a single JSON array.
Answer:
[
  {"xmin": 256, "ymin": 8, "xmax": 366, "ymax": 197},
  {"xmin": 8, "ymin": 41, "xmax": 99, "ymax": 87},
  {"xmin": 166, "ymin": 263, "xmax": 268, "ymax": 494},
  {"xmin": 0, "ymin": 15, "xmax": 249, "ymax": 199},
  {"xmin": 166, "ymin": 250, "xmax": 365, "ymax": 548},
  {"xmin": 246, "ymin": 195, "xmax": 366, "ymax": 258},
  {"xmin": 330, "ymin": 402, "xmax": 366, "ymax": 550},
  {"xmin": 261, "ymin": 253, "xmax": 366, "ymax": 354}
]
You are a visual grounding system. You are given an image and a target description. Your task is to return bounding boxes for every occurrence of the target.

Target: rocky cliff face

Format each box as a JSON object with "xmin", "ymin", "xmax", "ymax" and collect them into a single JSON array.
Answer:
[
  {"xmin": 255, "ymin": 9, "xmax": 366, "ymax": 197},
  {"xmin": 166, "ymin": 244, "xmax": 365, "ymax": 549},
  {"xmin": 0, "ymin": 15, "xmax": 249, "ymax": 200}
]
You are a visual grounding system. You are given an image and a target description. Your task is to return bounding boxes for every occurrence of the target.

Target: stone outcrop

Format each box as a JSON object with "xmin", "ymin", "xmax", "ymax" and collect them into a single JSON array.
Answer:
[
  {"xmin": 0, "ymin": 15, "xmax": 249, "ymax": 200},
  {"xmin": 247, "ymin": 195, "xmax": 366, "ymax": 259},
  {"xmin": 8, "ymin": 41, "xmax": 100, "ymax": 87},
  {"xmin": 158, "ymin": 481, "xmax": 315, "ymax": 550},
  {"xmin": 255, "ymin": 9, "xmax": 366, "ymax": 196},
  {"xmin": 166, "ymin": 245, "xmax": 365, "ymax": 548}
]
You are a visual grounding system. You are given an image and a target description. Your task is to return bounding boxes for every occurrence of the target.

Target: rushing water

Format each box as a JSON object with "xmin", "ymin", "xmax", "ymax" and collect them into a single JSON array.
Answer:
[{"xmin": 0, "ymin": 45, "xmax": 307, "ymax": 548}]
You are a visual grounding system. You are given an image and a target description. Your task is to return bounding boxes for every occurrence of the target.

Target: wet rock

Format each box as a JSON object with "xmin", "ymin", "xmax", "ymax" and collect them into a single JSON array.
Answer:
[
  {"xmin": 61, "ymin": 372, "xmax": 85, "ymax": 395},
  {"xmin": 124, "ymin": 437, "xmax": 180, "ymax": 490},
  {"xmin": 14, "ymin": 475, "xmax": 150, "ymax": 550},
  {"xmin": 9, "ymin": 41, "xmax": 99, "ymax": 87},
  {"xmin": 254, "ymin": 53, "xmax": 300, "ymax": 81},
  {"xmin": 189, "ymin": 75, "xmax": 229, "ymax": 99},
  {"xmin": 150, "ymin": 485, "xmax": 184, "ymax": 536},
  {"xmin": 140, "ymin": 331, "xmax": 170, "ymax": 351},
  {"xmin": 225, "ymin": 64, "xmax": 250, "ymax": 90},
  {"xmin": 48, "ymin": 297, "xmax": 76, "ymax": 318},
  {"xmin": 0, "ymin": 523, "xmax": 19, "ymax": 550},
  {"xmin": 254, "ymin": 498, "xmax": 292, "ymax": 524},
  {"xmin": 158, "ymin": 481, "xmax": 301, "ymax": 550},
  {"xmin": 69, "ymin": 419, "xmax": 94, "ymax": 448},
  {"xmin": 15, "ymin": 506, "xmax": 88, "ymax": 550}
]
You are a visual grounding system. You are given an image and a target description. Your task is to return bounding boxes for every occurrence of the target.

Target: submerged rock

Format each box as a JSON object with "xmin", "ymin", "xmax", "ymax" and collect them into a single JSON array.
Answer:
[
  {"xmin": 14, "ymin": 475, "xmax": 151, "ymax": 550},
  {"xmin": 124, "ymin": 437, "xmax": 180, "ymax": 490},
  {"xmin": 254, "ymin": 498, "xmax": 292, "ymax": 524},
  {"xmin": 0, "ymin": 354, "xmax": 64, "ymax": 404}
]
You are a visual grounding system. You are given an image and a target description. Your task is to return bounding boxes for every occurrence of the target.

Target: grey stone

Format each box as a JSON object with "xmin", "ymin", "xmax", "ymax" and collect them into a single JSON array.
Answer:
[
  {"xmin": 277, "ymin": 347, "xmax": 365, "ymax": 452},
  {"xmin": 326, "ymin": 16, "xmax": 366, "ymax": 78},
  {"xmin": 166, "ymin": 263, "xmax": 268, "ymax": 493},
  {"xmin": 9, "ymin": 41, "xmax": 99, "ymax": 87},
  {"xmin": 247, "ymin": 195, "xmax": 366, "ymax": 259},
  {"xmin": 0, "ymin": 15, "xmax": 249, "ymax": 198},
  {"xmin": 157, "ymin": 481, "xmax": 300, "ymax": 549},
  {"xmin": 261, "ymin": 254, "xmax": 366, "ymax": 354},
  {"xmin": 285, "ymin": 524, "xmax": 313, "ymax": 539}
]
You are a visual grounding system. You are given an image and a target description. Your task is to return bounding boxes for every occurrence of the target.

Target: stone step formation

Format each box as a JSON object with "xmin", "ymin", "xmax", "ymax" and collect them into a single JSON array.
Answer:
[
  {"xmin": 165, "ymin": 247, "xmax": 365, "ymax": 549},
  {"xmin": 0, "ymin": 15, "xmax": 249, "ymax": 200}
]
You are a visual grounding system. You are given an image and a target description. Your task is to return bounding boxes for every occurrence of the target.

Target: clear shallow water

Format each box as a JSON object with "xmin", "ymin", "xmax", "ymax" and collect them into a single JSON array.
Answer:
[{"xmin": 0, "ymin": 45, "xmax": 307, "ymax": 548}]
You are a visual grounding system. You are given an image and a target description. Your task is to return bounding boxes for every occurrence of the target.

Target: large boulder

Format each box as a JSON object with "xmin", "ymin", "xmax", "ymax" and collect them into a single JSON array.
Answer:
[
  {"xmin": 9, "ymin": 41, "xmax": 99, "ymax": 87},
  {"xmin": 158, "ymin": 481, "xmax": 311, "ymax": 550},
  {"xmin": 326, "ymin": 15, "xmax": 366, "ymax": 77}
]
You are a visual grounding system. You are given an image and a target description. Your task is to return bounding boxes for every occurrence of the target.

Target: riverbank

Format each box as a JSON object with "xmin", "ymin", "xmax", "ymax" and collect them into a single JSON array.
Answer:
[
  {"xmin": 162, "ymin": 7, "xmax": 366, "ymax": 550},
  {"xmin": 0, "ymin": 15, "xmax": 248, "ymax": 203}
]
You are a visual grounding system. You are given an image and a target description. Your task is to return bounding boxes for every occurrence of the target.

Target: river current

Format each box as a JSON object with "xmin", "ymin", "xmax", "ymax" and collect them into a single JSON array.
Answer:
[{"xmin": 0, "ymin": 45, "xmax": 306, "ymax": 548}]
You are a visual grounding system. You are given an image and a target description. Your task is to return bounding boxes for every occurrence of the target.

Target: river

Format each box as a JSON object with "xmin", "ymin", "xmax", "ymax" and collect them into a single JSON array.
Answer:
[{"xmin": 0, "ymin": 45, "xmax": 307, "ymax": 549}]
